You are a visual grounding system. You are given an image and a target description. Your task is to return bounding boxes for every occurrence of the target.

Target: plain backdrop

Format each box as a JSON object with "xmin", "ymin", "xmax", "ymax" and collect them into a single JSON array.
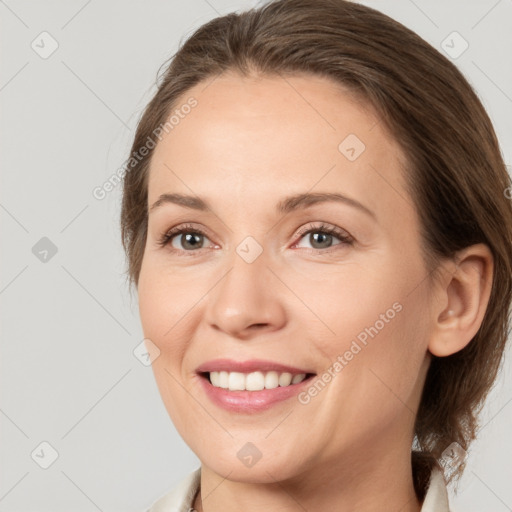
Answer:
[{"xmin": 1, "ymin": 0, "xmax": 511, "ymax": 511}]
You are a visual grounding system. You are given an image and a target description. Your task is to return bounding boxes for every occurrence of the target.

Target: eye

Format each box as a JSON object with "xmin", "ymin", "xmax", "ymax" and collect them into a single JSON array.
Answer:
[
  {"xmin": 157, "ymin": 223, "xmax": 214, "ymax": 253},
  {"xmin": 157, "ymin": 222, "xmax": 354, "ymax": 255},
  {"xmin": 293, "ymin": 222, "xmax": 354, "ymax": 252}
]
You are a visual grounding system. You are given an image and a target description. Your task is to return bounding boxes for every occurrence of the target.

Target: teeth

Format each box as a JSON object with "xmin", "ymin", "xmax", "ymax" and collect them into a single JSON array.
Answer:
[
  {"xmin": 291, "ymin": 373, "xmax": 307, "ymax": 384},
  {"xmin": 209, "ymin": 371, "xmax": 307, "ymax": 391},
  {"xmin": 279, "ymin": 372, "xmax": 293, "ymax": 386}
]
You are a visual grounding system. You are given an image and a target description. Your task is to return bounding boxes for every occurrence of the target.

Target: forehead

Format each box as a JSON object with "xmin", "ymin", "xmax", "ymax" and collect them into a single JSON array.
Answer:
[{"xmin": 147, "ymin": 71, "xmax": 412, "ymax": 222}]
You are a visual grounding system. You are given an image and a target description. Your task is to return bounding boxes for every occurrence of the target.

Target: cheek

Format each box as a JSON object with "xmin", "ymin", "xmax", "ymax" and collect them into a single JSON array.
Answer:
[
  {"xmin": 137, "ymin": 262, "xmax": 199, "ymax": 352},
  {"xmin": 137, "ymin": 277, "xmax": 189, "ymax": 407},
  {"xmin": 303, "ymin": 254, "xmax": 430, "ymax": 423},
  {"xmin": 324, "ymin": 288, "xmax": 429, "ymax": 434},
  {"xmin": 137, "ymin": 266, "xmax": 203, "ymax": 434}
]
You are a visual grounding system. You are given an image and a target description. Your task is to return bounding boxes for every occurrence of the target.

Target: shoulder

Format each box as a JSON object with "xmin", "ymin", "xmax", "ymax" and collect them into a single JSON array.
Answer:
[{"xmin": 145, "ymin": 467, "xmax": 201, "ymax": 512}]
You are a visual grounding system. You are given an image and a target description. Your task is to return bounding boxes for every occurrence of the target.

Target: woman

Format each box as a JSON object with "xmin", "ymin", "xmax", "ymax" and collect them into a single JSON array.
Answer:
[{"xmin": 120, "ymin": 0, "xmax": 512, "ymax": 510}]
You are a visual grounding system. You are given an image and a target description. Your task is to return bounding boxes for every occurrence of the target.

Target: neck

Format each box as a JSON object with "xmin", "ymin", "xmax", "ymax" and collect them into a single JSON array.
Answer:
[{"xmin": 192, "ymin": 450, "xmax": 422, "ymax": 512}]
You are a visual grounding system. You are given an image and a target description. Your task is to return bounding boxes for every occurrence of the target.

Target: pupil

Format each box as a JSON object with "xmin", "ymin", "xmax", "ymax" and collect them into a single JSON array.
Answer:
[
  {"xmin": 183, "ymin": 233, "xmax": 202, "ymax": 249},
  {"xmin": 311, "ymin": 232, "xmax": 331, "ymax": 248}
]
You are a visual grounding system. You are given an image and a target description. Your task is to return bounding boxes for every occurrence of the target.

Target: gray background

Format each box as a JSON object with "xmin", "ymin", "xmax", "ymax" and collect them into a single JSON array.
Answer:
[{"xmin": 1, "ymin": 0, "xmax": 511, "ymax": 510}]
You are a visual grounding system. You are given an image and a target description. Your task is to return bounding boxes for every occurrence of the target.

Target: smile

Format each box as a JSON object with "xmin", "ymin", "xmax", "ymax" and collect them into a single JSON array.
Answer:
[
  {"xmin": 207, "ymin": 370, "xmax": 310, "ymax": 391},
  {"xmin": 198, "ymin": 371, "xmax": 316, "ymax": 413}
]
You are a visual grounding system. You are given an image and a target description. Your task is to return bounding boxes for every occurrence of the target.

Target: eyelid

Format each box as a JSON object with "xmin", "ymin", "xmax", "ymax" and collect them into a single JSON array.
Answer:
[
  {"xmin": 156, "ymin": 222, "xmax": 213, "ymax": 249},
  {"xmin": 294, "ymin": 222, "xmax": 353, "ymax": 243},
  {"xmin": 290, "ymin": 222, "xmax": 354, "ymax": 254}
]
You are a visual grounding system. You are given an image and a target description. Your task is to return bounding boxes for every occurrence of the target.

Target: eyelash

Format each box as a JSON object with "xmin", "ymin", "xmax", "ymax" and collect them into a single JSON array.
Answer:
[{"xmin": 157, "ymin": 222, "xmax": 354, "ymax": 254}]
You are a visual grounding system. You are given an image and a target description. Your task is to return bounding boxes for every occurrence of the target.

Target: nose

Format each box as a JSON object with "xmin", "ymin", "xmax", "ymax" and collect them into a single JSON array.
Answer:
[{"xmin": 203, "ymin": 247, "xmax": 287, "ymax": 340}]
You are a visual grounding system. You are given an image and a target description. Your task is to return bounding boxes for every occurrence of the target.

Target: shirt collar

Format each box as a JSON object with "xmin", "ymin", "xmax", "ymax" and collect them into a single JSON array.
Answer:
[{"xmin": 420, "ymin": 467, "xmax": 451, "ymax": 512}]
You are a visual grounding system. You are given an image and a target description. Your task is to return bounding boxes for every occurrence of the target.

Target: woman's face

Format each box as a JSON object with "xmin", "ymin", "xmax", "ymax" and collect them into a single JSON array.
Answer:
[{"xmin": 138, "ymin": 72, "xmax": 435, "ymax": 482}]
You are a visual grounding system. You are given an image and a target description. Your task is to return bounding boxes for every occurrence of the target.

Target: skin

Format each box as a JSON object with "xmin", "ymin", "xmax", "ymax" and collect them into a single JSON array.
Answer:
[{"xmin": 137, "ymin": 71, "xmax": 493, "ymax": 512}]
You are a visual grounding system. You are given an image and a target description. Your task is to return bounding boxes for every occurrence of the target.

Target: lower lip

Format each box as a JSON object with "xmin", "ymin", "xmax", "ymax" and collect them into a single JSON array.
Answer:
[{"xmin": 198, "ymin": 373, "xmax": 315, "ymax": 413}]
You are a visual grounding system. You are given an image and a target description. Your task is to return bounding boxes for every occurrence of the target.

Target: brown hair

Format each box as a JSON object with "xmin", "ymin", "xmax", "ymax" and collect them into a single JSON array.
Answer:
[{"xmin": 120, "ymin": 0, "xmax": 512, "ymax": 499}]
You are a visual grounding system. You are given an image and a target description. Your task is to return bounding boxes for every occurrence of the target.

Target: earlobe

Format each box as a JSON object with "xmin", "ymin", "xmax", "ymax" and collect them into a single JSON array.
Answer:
[{"xmin": 428, "ymin": 244, "xmax": 494, "ymax": 357}]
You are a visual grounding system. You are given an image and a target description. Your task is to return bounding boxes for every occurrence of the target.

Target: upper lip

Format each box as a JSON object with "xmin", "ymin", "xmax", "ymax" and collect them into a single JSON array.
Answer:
[{"xmin": 195, "ymin": 358, "xmax": 316, "ymax": 375}]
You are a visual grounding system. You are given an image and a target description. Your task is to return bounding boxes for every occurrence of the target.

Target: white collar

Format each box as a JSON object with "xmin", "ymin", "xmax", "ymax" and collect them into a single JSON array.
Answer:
[
  {"xmin": 147, "ymin": 466, "xmax": 450, "ymax": 511},
  {"xmin": 420, "ymin": 467, "xmax": 451, "ymax": 511}
]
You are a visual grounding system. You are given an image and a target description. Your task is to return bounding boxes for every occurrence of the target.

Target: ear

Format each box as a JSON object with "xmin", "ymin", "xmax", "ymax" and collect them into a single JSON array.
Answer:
[{"xmin": 428, "ymin": 244, "xmax": 494, "ymax": 357}]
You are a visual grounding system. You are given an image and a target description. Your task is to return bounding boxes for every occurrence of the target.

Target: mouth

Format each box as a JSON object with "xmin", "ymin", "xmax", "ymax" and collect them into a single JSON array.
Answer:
[
  {"xmin": 198, "ymin": 370, "xmax": 317, "ymax": 392},
  {"xmin": 196, "ymin": 358, "xmax": 316, "ymax": 391},
  {"xmin": 196, "ymin": 368, "xmax": 317, "ymax": 413}
]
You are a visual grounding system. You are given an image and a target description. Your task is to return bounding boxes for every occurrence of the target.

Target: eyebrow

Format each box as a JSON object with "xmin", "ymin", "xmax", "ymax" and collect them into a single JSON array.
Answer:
[{"xmin": 149, "ymin": 192, "xmax": 376, "ymax": 219}]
